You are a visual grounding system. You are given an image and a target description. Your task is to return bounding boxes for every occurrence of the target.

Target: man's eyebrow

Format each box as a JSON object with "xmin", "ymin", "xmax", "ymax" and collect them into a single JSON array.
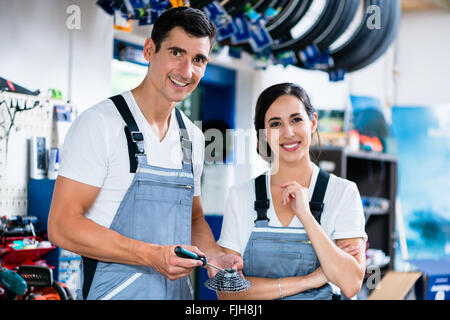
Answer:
[{"xmin": 167, "ymin": 46, "xmax": 186, "ymax": 54}]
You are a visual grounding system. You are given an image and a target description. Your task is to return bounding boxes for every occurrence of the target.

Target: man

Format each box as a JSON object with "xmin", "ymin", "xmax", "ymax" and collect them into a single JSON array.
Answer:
[{"xmin": 48, "ymin": 7, "xmax": 242, "ymax": 300}]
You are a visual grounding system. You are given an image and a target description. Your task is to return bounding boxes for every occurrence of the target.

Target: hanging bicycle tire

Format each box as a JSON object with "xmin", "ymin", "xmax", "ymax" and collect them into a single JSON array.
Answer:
[
  {"xmin": 190, "ymin": 0, "xmax": 400, "ymax": 74},
  {"xmin": 215, "ymin": 0, "xmax": 311, "ymax": 56},
  {"xmin": 327, "ymin": 0, "xmax": 401, "ymax": 72},
  {"xmin": 271, "ymin": 0, "xmax": 340, "ymax": 56},
  {"xmin": 266, "ymin": 0, "xmax": 314, "ymax": 40},
  {"xmin": 223, "ymin": 0, "xmax": 313, "ymax": 39},
  {"xmin": 314, "ymin": 0, "xmax": 360, "ymax": 52},
  {"xmin": 289, "ymin": 0, "xmax": 360, "ymax": 69},
  {"xmin": 345, "ymin": 0, "xmax": 401, "ymax": 71}
]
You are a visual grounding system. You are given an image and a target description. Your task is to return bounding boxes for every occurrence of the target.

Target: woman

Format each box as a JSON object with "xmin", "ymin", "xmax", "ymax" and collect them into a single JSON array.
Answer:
[{"xmin": 217, "ymin": 83, "xmax": 367, "ymax": 300}]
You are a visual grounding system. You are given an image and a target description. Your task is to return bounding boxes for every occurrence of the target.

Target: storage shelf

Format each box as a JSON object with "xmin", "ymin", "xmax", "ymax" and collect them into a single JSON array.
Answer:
[
  {"xmin": 310, "ymin": 146, "xmax": 398, "ymax": 271},
  {"xmin": 312, "ymin": 146, "xmax": 397, "ymax": 162}
]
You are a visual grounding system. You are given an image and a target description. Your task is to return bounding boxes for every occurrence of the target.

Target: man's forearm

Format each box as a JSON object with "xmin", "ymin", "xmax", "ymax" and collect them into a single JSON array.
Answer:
[{"xmin": 49, "ymin": 212, "xmax": 158, "ymax": 267}]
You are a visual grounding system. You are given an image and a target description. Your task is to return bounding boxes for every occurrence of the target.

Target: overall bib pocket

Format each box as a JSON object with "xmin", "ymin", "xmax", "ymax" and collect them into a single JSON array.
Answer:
[
  {"xmin": 135, "ymin": 179, "xmax": 193, "ymax": 205},
  {"xmin": 247, "ymin": 238, "xmax": 318, "ymax": 277}
]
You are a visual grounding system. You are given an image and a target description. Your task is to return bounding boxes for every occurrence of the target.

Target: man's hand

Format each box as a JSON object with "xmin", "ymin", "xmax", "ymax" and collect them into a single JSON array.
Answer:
[{"xmin": 150, "ymin": 245, "xmax": 204, "ymax": 280}]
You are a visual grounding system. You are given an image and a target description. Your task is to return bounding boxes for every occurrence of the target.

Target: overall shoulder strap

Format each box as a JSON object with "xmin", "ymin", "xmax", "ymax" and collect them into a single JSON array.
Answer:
[
  {"xmin": 110, "ymin": 94, "xmax": 144, "ymax": 173},
  {"xmin": 254, "ymin": 170, "xmax": 330, "ymax": 225},
  {"xmin": 254, "ymin": 174, "xmax": 270, "ymax": 223},
  {"xmin": 309, "ymin": 169, "xmax": 330, "ymax": 224},
  {"xmin": 174, "ymin": 108, "xmax": 192, "ymax": 167}
]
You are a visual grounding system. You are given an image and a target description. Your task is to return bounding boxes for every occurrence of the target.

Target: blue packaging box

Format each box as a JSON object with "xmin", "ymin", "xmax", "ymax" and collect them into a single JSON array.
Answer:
[{"xmin": 409, "ymin": 258, "xmax": 450, "ymax": 300}]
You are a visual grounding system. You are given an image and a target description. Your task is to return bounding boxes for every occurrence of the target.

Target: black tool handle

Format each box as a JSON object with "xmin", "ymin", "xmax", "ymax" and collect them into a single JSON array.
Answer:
[{"xmin": 174, "ymin": 246, "xmax": 207, "ymax": 266}]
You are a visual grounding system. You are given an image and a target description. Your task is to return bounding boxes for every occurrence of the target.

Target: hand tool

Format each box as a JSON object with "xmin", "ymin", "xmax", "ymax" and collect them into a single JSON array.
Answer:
[
  {"xmin": 174, "ymin": 246, "xmax": 229, "ymax": 272},
  {"xmin": 174, "ymin": 246, "xmax": 250, "ymax": 292}
]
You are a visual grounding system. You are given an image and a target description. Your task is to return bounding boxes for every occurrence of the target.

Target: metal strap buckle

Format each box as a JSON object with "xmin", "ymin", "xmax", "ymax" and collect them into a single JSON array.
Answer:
[
  {"xmin": 130, "ymin": 131, "xmax": 144, "ymax": 142},
  {"xmin": 130, "ymin": 131, "xmax": 145, "ymax": 154}
]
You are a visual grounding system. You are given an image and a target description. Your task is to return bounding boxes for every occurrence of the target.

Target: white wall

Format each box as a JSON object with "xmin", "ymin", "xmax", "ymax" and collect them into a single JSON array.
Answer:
[
  {"xmin": 394, "ymin": 10, "xmax": 450, "ymax": 106},
  {"xmin": 70, "ymin": 0, "xmax": 114, "ymax": 111},
  {"xmin": 0, "ymin": 0, "xmax": 113, "ymax": 113}
]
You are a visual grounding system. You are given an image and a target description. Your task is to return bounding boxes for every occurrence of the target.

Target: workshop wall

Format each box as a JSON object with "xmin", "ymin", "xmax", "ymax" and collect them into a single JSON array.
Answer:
[
  {"xmin": 395, "ymin": 10, "xmax": 450, "ymax": 106},
  {"xmin": 0, "ymin": 0, "xmax": 113, "ymax": 112}
]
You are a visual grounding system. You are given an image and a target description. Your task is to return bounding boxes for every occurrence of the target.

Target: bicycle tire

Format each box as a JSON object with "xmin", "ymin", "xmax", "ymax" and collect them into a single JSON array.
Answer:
[
  {"xmin": 329, "ymin": 0, "xmax": 391, "ymax": 70},
  {"xmin": 271, "ymin": 0, "xmax": 339, "ymax": 54},
  {"xmin": 221, "ymin": 0, "xmax": 311, "ymax": 55},
  {"xmin": 290, "ymin": 0, "xmax": 360, "ymax": 69},
  {"xmin": 315, "ymin": 0, "xmax": 360, "ymax": 52},
  {"xmin": 346, "ymin": 0, "xmax": 400, "ymax": 71},
  {"xmin": 267, "ymin": 0, "xmax": 313, "ymax": 40}
]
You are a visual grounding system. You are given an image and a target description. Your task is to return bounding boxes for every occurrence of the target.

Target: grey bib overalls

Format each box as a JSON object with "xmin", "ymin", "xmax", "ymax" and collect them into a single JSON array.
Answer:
[
  {"xmin": 242, "ymin": 170, "xmax": 337, "ymax": 300},
  {"xmin": 79, "ymin": 94, "xmax": 194, "ymax": 300}
]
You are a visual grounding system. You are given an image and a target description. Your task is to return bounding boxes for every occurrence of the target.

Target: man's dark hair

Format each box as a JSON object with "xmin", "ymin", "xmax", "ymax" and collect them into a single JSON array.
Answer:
[{"xmin": 151, "ymin": 7, "xmax": 216, "ymax": 52}]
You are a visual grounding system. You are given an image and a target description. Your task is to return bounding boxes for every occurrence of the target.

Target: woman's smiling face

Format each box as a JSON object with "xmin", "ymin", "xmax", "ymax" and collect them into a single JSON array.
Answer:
[{"xmin": 264, "ymin": 94, "xmax": 318, "ymax": 164}]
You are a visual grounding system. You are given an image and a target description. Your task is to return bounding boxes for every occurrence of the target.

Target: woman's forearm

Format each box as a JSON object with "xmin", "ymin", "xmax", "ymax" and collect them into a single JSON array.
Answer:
[
  {"xmin": 217, "ymin": 270, "xmax": 328, "ymax": 300},
  {"xmin": 300, "ymin": 213, "xmax": 364, "ymax": 297}
]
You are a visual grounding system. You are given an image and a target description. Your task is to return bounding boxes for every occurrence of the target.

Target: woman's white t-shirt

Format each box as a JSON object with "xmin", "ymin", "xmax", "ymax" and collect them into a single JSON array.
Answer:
[
  {"xmin": 217, "ymin": 163, "xmax": 368, "ymax": 256},
  {"xmin": 59, "ymin": 91, "xmax": 205, "ymax": 229}
]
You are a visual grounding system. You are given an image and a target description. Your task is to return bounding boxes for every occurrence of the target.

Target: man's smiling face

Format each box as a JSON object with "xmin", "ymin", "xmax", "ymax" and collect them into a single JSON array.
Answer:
[{"xmin": 146, "ymin": 26, "xmax": 211, "ymax": 104}]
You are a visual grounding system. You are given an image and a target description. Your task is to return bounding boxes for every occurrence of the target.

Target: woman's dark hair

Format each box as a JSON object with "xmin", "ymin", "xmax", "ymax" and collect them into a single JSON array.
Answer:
[
  {"xmin": 151, "ymin": 7, "xmax": 216, "ymax": 52},
  {"xmin": 254, "ymin": 82, "xmax": 321, "ymax": 162}
]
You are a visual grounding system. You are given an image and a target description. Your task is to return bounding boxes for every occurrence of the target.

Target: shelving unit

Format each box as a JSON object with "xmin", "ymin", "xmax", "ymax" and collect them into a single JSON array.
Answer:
[{"xmin": 311, "ymin": 146, "xmax": 398, "ymax": 271}]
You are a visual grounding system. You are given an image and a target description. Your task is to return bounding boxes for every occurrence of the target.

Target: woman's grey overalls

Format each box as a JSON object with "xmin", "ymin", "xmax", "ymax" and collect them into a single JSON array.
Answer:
[
  {"xmin": 242, "ymin": 170, "xmax": 338, "ymax": 300},
  {"xmin": 79, "ymin": 94, "xmax": 195, "ymax": 300}
]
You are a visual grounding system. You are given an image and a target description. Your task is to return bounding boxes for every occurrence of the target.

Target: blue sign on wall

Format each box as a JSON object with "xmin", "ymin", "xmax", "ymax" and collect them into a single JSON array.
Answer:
[{"xmin": 391, "ymin": 106, "xmax": 450, "ymax": 260}]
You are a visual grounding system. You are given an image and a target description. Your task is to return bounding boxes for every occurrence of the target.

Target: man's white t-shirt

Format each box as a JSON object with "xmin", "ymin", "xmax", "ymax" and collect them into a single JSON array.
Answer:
[
  {"xmin": 59, "ymin": 91, "xmax": 205, "ymax": 229},
  {"xmin": 217, "ymin": 163, "xmax": 368, "ymax": 256}
]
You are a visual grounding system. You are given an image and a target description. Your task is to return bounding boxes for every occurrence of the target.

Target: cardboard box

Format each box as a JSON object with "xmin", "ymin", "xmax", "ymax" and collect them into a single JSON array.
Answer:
[
  {"xmin": 368, "ymin": 271, "xmax": 422, "ymax": 300},
  {"xmin": 368, "ymin": 258, "xmax": 450, "ymax": 300}
]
